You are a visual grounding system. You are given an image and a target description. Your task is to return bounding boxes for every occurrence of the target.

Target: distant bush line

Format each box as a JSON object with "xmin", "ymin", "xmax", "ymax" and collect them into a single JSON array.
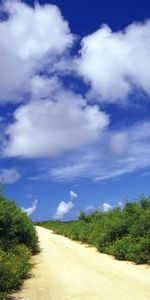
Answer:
[
  {"xmin": 0, "ymin": 193, "xmax": 38, "ymax": 300},
  {"xmin": 38, "ymin": 195, "xmax": 150, "ymax": 266}
]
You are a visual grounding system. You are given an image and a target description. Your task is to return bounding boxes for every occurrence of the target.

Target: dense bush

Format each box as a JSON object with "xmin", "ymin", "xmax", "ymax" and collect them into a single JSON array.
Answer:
[
  {"xmin": 0, "ymin": 245, "xmax": 31, "ymax": 292},
  {"xmin": 0, "ymin": 193, "xmax": 38, "ymax": 299},
  {"xmin": 0, "ymin": 195, "xmax": 38, "ymax": 253},
  {"xmin": 38, "ymin": 195, "xmax": 150, "ymax": 265}
]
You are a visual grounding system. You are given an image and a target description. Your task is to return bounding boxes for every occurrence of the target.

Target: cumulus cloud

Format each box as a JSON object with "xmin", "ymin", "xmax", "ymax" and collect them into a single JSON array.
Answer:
[
  {"xmin": 0, "ymin": 168, "xmax": 20, "ymax": 184},
  {"xmin": 77, "ymin": 21, "xmax": 150, "ymax": 102},
  {"xmin": 0, "ymin": 0, "xmax": 73, "ymax": 101},
  {"xmin": 1, "ymin": 1, "xmax": 150, "ymax": 189},
  {"xmin": 2, "ymin": 1, "xmax": 150, "ymax": 106},
  {"xmin": 102, "ymin": 202, "xmax": 113, "ymax": 212},
  {"xmin": 29, "ymin": 76, "xmax": 61, "ymax": 100},
  {"xmin": 53, "ymin": 201, "xmax": 73, "ymax": 220},
  {"xmin": 53, "ymin": 190, "xmax": 78, "ymax": 219},
  {"xmin": 3, "ymin": 89, "xmax": 109, "ymax": 158},
  {"xmin": 22, "ymin": 199, "xmax": 38, "ymax": 217}
]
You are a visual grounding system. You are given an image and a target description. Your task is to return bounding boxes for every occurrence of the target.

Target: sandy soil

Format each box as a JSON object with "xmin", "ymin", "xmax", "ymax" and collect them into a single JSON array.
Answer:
[{"xmin": 13, "ymin": 226, "xmax": 150, "ymax": 300}]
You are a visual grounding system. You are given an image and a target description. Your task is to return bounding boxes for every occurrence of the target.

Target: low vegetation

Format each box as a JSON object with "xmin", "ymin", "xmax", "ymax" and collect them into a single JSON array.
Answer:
[
  {"xmin": 38, "ymin": 195, "xmax": 150, "ymax": 265},
  {"xmin": 0, "ymin": 192, "xmax": 38, "ymax": 300}
]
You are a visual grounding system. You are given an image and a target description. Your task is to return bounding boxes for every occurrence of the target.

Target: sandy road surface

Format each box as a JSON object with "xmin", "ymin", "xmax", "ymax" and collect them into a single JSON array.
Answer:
[{"xmin": 13, "ymin": 226, "xmax": 150, "ymax": 300}]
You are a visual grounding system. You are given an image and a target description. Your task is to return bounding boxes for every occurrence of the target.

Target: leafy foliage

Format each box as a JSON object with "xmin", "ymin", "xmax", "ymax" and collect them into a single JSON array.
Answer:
[
  {"xmin": 0, "ymin": 193, "xmax": 38, "ymax": 299},
  {"xmin": 38, "ymin": 195, "xmax": 150, "ymax": 265}
]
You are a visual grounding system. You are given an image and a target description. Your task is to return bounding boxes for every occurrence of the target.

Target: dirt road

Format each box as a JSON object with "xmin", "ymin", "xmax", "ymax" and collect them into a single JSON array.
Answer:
[{"xmin": 13, "ymin": 226, "xmax": 150, "ymax": 300}]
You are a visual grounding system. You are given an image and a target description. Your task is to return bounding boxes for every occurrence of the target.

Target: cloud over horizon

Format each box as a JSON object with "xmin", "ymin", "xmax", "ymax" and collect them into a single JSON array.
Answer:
[
  {"xmin": 22, "ymin": 199, "xmax": 38, "ymax": 216},
  {"xmin": 53, "ymin": 190, "xmax": 78, "ymax": 220},
  {"xmin": 102, "ymin": 202, "xmax": 113, "ymax": 212}
]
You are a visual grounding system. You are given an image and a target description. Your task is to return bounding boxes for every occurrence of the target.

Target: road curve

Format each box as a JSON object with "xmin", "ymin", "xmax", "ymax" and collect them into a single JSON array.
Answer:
[{"xmin": 13, "ymin": 226, "xmax": 150, "ymax": 300}]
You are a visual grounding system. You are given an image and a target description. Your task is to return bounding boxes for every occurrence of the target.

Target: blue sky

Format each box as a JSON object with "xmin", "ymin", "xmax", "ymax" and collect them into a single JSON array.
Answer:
[{"xmin": 1, "ymin": 0, "xmax": 150, "ymax": 221}]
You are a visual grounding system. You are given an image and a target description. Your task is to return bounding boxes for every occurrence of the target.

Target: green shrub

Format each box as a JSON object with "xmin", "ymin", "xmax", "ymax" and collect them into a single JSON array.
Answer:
[
  {"xmin": 0, "ymin": 245, "xmax": 31, "ymax": 293},
  {"xmin": 0, "ymin": 193, "xmax": 38, "ymax": 298},
  {"xmin": 0, "ymin": 291, "xmax": 7, "ymax": 300},
  {"xmin": 38, "ymin": 195, "xmax": 150, "ymax": 265},
  {"xmin": 107, "ymin": 237, "xmax": 130, "ymax": 260},
  {"xmin": 78, "ymin": 224, "xmax": 90, "ymax": 243},
  {"xmin": 127, "ymin": 236, "xmax": 150, "ymax": 264},
  {"xmin": 0, "ymin": 195, "xmax": 38, "ymax": 254}
]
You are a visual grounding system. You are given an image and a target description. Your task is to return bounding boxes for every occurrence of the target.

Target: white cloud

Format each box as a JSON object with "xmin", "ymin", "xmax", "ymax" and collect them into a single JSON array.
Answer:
[
  {"xmin": 0, "ymin": 168, "xmax": 20, "ymax": 184},
  {"xmin": 2, "ymin": 1, "xmax": 150, "ymax": 106},
  {"xmin": 95, "ymin": 122, "xmax": 150, "ymax": 181},
  {"xmin": 45, "ymin": 152, "xmax": 100, "ymax": 181},
  {"xmin": 0, "ymin": 0, "xmax": 73, "ymax": 102},
  {"xmin": 102, "ymin": 202, "xmax": 113, "ymax": 212},
  {"xmin": 48, "ymin": 121, "xmax": 150, "ymax": 182},
  {"xmin": 53, "ymin": 190, "xmax": 78, "ymax": 219},
  {"xmin": 53, "ymin": 201, "xmax": 73, "ymax": 220},
  {"xmin": 1, "ymin": 1, "xmax": 150, "ymax": 189},
  {"xmin": 77, "ymin": 21, "xmax": 150, "ymax": 102},
  {"xmin": 109, "ymin": 132, "xmax": 128, "ymax": 155},
  {"xmin": 3, "ymin": 89, "xmax": 109, "ymax": 158},
  {"xmin": 50, "ymin": 161, "xmax": 90, "ymax": 181},
  {"xmin": 70, "ymin": 190, "xmax": 78, "ymax": 200},
  {"xmin": 22, "ymin": 199, "xmax": 38, "ymax": 217},
  {"xmin": 29, "ymin": 75, "xmax": 61, "ymax": 100}
]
